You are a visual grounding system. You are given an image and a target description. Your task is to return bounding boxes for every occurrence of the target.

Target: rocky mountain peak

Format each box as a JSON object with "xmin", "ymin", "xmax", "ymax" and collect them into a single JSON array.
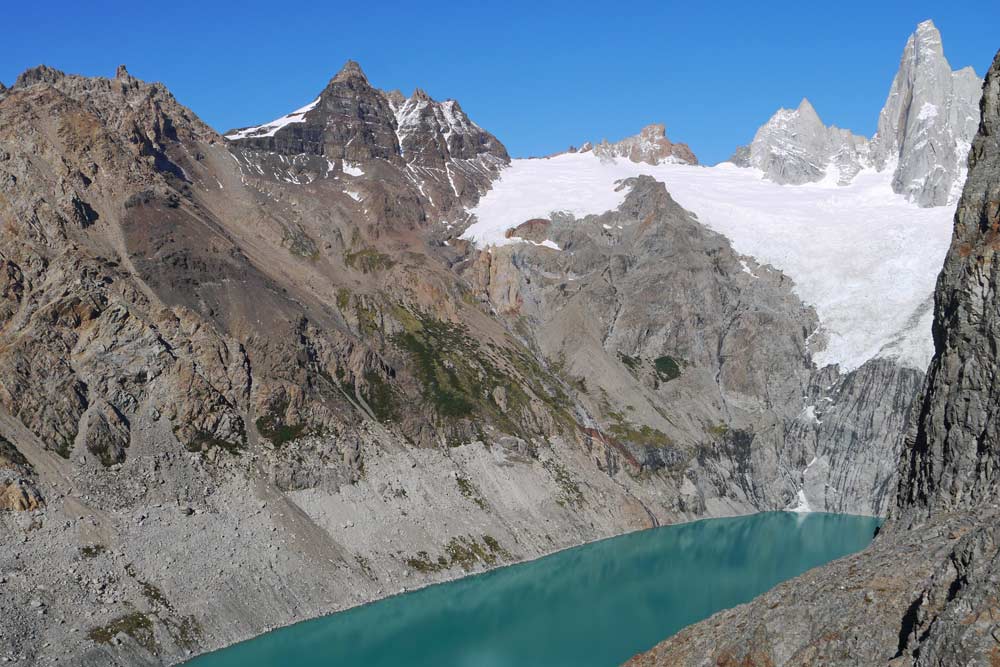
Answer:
[
  {"xmin": 870, "ymin": 20, "xmax": 983, "ymax": 206},
  {"xmin": 795, "ymin": 97, "xmax": 819, "ymax": 118},
  {"xmin": 329, "ymin": 59, "xmax": 369, "ymax": 85},
  {"xmin": 589, "ymin": 124, "xmax": 698, "ymax": 165},
  {"xmin": 13, "ymin": 64, "xmax": 66, "ymax": 88},
  {"xmin": 913, "ymin": 19, "xmax": 944, "ymax": 56},
  {"xmin": 226, "ymin": 59, "xmax": 400, "ymax": 162},
  {"xmin": 410, "ymin": 87, "xmax": 432, "ymax": 102},
  {"xmin": 391, "ymin": 86, "xmax": 509, "ymax": 171},
  {"xmin": 732, "ymin": 21, "xmax": 982, "ymax": 204},
  {"xmin": 733, "ymin": 96, "xmax": 867, "ymax": 184},
  {"xmin": 222, "ymin": 62, "xmax": 509, "ymax": 212}
]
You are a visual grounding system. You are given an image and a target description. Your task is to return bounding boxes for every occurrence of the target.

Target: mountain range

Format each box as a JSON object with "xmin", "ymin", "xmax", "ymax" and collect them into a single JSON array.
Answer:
[
  {"xmin": 731, "ymin": 20, "xmax": 981, "ymax": 207},
  {"xmin": 0, "ymin": 19, "xmax": 995, "ymax": 667}
]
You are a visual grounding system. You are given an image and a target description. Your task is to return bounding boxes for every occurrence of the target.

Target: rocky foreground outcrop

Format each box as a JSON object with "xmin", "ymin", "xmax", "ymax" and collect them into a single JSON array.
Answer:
[
  {"xmin": 627, "ymin": 48, "xmax": 1000, "ymax": 667},
  {"xmin": 733, "ymin": 21, "xmax": 981, "ymax": 207}
]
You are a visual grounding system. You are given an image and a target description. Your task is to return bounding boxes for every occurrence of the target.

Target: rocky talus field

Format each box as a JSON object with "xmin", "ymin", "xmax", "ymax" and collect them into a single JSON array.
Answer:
[
  {"xmin": 0, "ymin": 24, "xmax": 994, "ymax": 667},
  {"xmin": 628, "ymin": 49, "xmax": 1000, "ymax": 667}
]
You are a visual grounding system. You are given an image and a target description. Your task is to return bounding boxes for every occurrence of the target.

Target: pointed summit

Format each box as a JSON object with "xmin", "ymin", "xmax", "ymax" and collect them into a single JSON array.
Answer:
[
  {"xmin": 871, "ymin": 20, "xmax": 983, "ymax": 205},
  {"xmin": 731, "ymin": 21, "xmax": 981, "ymax": 202},
  {"xmin": 913, "ymin": 19, "xmax": 943, "ymax": 49},
  {"xmin": 330, "ymin": 60, "xmax": 369, "ymax": 85},
  {"xmin": 796, "ymin": 98, "xmax": 820, "ymax": 119},
  {"xmin": 732, "ymin": 95, "xmax": 869, "ymax": 184},
  {"xmin": 411, "ymin": 87, "xmax": 432, "ymax": 102}
]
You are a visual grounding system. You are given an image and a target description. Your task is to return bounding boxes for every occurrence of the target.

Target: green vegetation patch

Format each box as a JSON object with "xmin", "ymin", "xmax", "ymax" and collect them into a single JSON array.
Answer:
[
  {"xmin": 542, "ymin": 459, "xmax": 585, "ymax": 508},
  {"xmin": 80, "ymin": 544, "xmax": 106, "ymax": 558},
  {"xmin": 0, "ymin": 435, "xmax": 30, "ymax": 469},
  {"xmin": 653, "ymin": 355, "xmax": 682, "ymax": 382},
  {"xmin": 187, "ymin": 430, "xmax": 239, "ymax": 454},
  {"xmin": 139, "ymin": 580, "xmax": 172, "ymax": 611},
  {"xmin": 608, "ymin": 422, "xmax": 674, "ymax": 449},
  {"xmin": 456, "ymin": 475, "xmax": 488, "ymax": 510},
  {"xmin": 707, "ymin": 423, "xmax": 729, "ymax": 439},
  {"xmin": 336, "ymin": 288, "xmax": 351, "ymax": 311},
  {"xmin": 87, "ymin": 612, "xmax": 156, "ymax": 653},
  {"xmin": 404, "ymin": 535, "xmax": 512, "ymax": 573},
  {"xmin": 255, "ymin": 397, "xmax": 306, "ymax": 447},
  {"xmin": 618, "ymin": 352, "xmax": 642, "ymax": 373},
  {"xmin": 344, "ymin": 247, "xmax": 395, "ymax": 273},
  {"xmin": 381, "ymin": 306, "xmax": 575, "ymax": 440},
  {"xmin": 393, "ymin": 318, "xmax": 477, "ymax": 419},
  {"xmin": 361, "ymin": 370, "xmax": 398, "ymax": 422}
]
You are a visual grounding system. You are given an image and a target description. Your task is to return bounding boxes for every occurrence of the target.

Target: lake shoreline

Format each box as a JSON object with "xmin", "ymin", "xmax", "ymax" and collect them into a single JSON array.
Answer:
[{"xmin": 179, "ymin": 509, "xmax": 882, "ymax": 666}]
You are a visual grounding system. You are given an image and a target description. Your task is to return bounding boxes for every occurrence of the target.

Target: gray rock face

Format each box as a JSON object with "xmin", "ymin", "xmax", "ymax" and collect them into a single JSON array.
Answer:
[
  {"xmin": 872, "ymin": 21, "xmax": 984, "ymax": 206},
  {"xmin": 466, "ymin": 177, "xmax": 916, "ymax": 516},
  {"xmin": 224, "ymin": 61, "xmax": 509, "ymax": 217},
  {"xmin": 389, "ymin": 87, "xmax": 509, "ymax": 165},
  {"xmin": 895, "ymin": 45, "xmax": 1000, "ymax": 521},
  {"xmin": 387, "ymin": 86, "xmax": 510, "ymax": 208},
  {"xmin": 628, "ymin": 49, "xmax": 1000, "ymax": 667},
  {"xmin": 737, "ymin": 98, "xmax": 870, "ymax": 185},
  {"xmin": 226, "ymin": 60, "xmax": 402, "ymax": 163},
  {"xmin": 734, "ymin": 21, "xmax": 982, "ymax": 207}
]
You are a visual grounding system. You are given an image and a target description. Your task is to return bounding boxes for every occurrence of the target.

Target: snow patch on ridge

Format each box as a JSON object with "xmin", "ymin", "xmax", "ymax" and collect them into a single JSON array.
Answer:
[
  {"xmin": 465, "ymin": 153, "xmax": 955, "ymax": 372},
  {"xmin": 225, "ymin": 98, "xmax": 320, "ymax": 140}
]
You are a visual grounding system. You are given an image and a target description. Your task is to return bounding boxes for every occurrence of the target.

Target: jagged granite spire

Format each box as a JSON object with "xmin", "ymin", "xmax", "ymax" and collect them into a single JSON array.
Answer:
[
  {"xmin": 733, "ymin": 98, "xmax": 868, "ymax": 184},
  {"xmin": 872, "ymin": 20, "xmax": 983, "ymax": 206},
  {"xmin": 731, "ymin": 21, "xmax": 982, "ymax": 205}
]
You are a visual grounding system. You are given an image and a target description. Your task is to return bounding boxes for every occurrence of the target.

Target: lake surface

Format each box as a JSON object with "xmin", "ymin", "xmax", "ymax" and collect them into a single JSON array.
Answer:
[{"xmin": 186, "ymin": 512, "xmax": 880, "ymax": 667}]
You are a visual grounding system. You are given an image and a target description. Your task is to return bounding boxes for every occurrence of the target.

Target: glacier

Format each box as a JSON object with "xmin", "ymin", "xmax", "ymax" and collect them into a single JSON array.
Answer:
[{"xmin": 463, "ymin": 152, "xmax": 955, "ymax": 373}]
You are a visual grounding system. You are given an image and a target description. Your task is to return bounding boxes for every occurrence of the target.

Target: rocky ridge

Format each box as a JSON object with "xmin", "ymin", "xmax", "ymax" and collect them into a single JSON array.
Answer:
[
  {"xmin": 732, "ymin": 98, "xmax": 871, "ymax": 185},
  {"xmin": 582, "ymin": 123, "xmax": 698, "ymax": 165},
  {"xmin": 628, "ymin": 47, "xmax": 1000, "ymax": 667},
  {"xmin": 733, "ymin": 21, "xmax": 982, "ymax": 207},
  {"xmin": 224, "ymin": 61, "xmax": 508, "ymax": 222}
]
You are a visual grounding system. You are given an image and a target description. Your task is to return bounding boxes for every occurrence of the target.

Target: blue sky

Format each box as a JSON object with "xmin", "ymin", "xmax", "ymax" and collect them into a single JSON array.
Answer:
[{"xmin": 3, "ymin": 1, "xmax": 998, "ymax": 164}]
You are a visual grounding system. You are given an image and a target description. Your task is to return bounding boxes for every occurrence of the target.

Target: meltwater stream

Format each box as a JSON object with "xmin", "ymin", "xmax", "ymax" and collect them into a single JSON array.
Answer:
[{"xmin": 186, "ymin": 512, "xmax": 879, "ymax": 667}]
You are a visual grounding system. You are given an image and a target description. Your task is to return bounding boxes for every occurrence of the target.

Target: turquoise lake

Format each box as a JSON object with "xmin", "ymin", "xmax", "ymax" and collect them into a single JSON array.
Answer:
[{"xmin": 186, "ymin": 511, "xmax": 880, "ymax": 667}]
